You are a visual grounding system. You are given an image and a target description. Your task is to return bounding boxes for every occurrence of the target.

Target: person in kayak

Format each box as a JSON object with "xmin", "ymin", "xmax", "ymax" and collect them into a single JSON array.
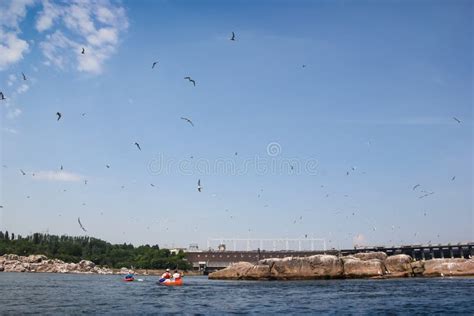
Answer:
[
  {"xmin": 172, "ymin": 270, "xmax": 182, "ymax": 281},
  {"xmin": 125, "ymin": 273, "xmax": 134, "ymax": 280},
  {"xmin": 159, "ymin": 268, "xmax": 171, "ymax": 283}
]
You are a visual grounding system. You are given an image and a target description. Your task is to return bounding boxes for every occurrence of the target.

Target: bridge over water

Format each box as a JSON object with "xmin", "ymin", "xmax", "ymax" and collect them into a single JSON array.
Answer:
[{"xmin": 185, "ymin": 242, "xmax": 474, "ymax": 273}]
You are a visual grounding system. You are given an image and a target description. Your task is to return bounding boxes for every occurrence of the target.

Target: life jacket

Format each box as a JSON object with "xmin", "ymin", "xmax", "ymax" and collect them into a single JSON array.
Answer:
[
  {"xmin": 172, "ymin": 273, "xmax": 181, "ymax": 280},
  {"xmin": 161, "ymin": 272, "xmax": 171, "ymax": 279}
]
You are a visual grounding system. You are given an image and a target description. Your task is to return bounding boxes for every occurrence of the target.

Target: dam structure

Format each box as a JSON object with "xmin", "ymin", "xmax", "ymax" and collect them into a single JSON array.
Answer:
[{"xmin": 184, "ymin": 239, "xmax": 474, "ymax": 274}]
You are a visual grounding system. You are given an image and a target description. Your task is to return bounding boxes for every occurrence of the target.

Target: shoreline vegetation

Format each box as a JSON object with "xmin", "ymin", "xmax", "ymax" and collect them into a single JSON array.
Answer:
[
  {"xmin": 209, "ymin": 253, "xmax": 474, "ymax": 280},
  {"xmin": 0, "ymin": 231, "xmax": 191, "ymax": 271}
]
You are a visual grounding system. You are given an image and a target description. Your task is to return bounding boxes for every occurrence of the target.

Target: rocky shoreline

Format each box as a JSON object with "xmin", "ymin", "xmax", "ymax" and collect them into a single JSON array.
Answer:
[
  {"xmin": 209, "ymin": 252, "xmax": 474, "ymax": 280},
  {"xmin": 0, "ymin": 254, "xmax": 115, "ymax": 274}
]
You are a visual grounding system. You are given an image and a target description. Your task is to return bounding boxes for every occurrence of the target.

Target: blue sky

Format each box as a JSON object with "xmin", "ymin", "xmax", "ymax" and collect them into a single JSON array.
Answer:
[{"xmin": 1, "ymin": 0, "xmax": 472, "ymax": 250}]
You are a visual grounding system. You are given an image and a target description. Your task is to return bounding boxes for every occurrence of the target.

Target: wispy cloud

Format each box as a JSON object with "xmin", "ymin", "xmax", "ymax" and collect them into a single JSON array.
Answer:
[
  {"xmin": 2, "ymin": 73, "xmax": 30, "ymax": 120},
  {"xmin": 0, "ymin": 0, "xmax": 35, "ymax": 69},
  {"xmin": 0, "ymin": 0, "xmax": 128, "ymax": 74},
  {"xmin": 37, "ymin": 0, "xmax": 129, "ymax": 74},
  {"xmin": 33, "ymin": 170, "xmax": 84, "ymax": 182},
  {"xmin": 6, "ymin": 107, "xmax": 22, "ymax": 119},
  {"xmin": 339, "ymin": 117, "xmax": 463, "ymax": 126},
  {"xmin": 2, "ymin": 127, "xmax": 18, "ymax": 134}
]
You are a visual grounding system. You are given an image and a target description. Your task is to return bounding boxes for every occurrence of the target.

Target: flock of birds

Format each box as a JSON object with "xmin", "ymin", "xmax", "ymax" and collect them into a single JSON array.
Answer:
[{"xmin": 0, "ymin": 29, "xmax": 467, "ymax": 248}]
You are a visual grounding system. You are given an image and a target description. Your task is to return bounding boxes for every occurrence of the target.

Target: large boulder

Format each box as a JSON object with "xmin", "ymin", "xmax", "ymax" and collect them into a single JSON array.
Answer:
[
  {"xmin": 343, "ymin": 258, "xmax": 385, "ymax": 278},
  {"xmin": 270, "ymin": 255, "xmax": 344, "ymax": 280},
  {"xmin": 27, "ymin": 254, "xmax": 48, "ymax": 263},
  {"xmin": 423, "ymin": 259, "xmax": 474, "ymax": 277},
  {"xmin": 410, "ymin": 260, "xmax": 425, "ymax": 276},
  {"xmin": 4, "ymin": 254, "xmax": 20, "ymax": 261},
  {"xmin": 78, "ymin": 260, "xmax": 95, "ymax": 271},
  {"xmin": 245, "ymin": 264, "xmax": 272, "ymax": 280},
  {"xmin": 353, "ymin": 252, "xmax": 388, "ymax": 261},
  {"xmin": 209, "ymin": 262, "xmax": 254, "ymax": 280},
  {"xmin": 384, "ymin": 254, "xmax": 413, "ymax": 277}
]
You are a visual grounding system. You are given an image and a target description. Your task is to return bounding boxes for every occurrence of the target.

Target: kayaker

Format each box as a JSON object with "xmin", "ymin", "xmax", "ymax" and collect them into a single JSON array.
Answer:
[
  {"xmin": 161, "ymin": 268, "xmax": 171, "ymax": 279},
  {"xmin": 125, "ymin": 273, "xmax": 134, "ymax": 280},
  {"xmin": 172, "ymin": 270, "xmax": 182, "ymax": 280}
]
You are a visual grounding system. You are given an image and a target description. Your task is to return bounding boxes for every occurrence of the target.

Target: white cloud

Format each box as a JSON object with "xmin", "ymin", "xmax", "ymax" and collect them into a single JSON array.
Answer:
[
  {"xmin": 7, "ymin": 74, "xmax": 17, "ymax": 86},
  {"xmin": 6, "ymin": 108, "xmax": 22, "ymax": 119},
  {"xmin": 34, "ymin": 170, "xmax": 84, "ymax": 182},
  {"xmin": 0, "ymin": 0, "xmax": 35, "ymax": 69},
  {"xmin": 37, "ymin": 0, "xmax": 129, "ymax": 74},
  {"xmin": 2, "ymin": 127, "xmax": 18, "ymax": 134},
  {"xmin": 0, "ymin": 33, "xmax": 30, "ymax": 69},
  {"xmin": 0, "ymin": 0, "xmax": 128, "ymax": 73},
  {"xmin": 36, "ymin": 0, "xmax": 62, "ymax": 32},
  {"xmin": 16, "ymin": 83, "xmax": 29, "ymax": 94}
]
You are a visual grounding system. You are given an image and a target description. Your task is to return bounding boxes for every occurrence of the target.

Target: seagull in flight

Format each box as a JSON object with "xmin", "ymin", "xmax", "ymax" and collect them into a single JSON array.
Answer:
[
  {"xmin": 106, "ymin": 165, "xmax": 110, "ymax": 169},
  {"xmin": 452, "ymin": 117, "xmax": 461, "ymax": 124},
  {"xmin": 152, "ymin": 61, "xmax": 158, "ymax": 69},
  {"xmin": 20, "ymin": 169, "xmax": 26, "ymax": 176},
  {"xmin": 134, "ymin": 142, "xmax": 141, "ymax": 151},
  {"xmin": 184, "ymin": 77, "xmax": 196, "ymax": 86},
  {"xmin": 181, "ymin": 117, "xmax": 194, "ymax": 127},
  {"xmin": 197, "ymin": 179, "xmax": 202, "ymax": 192},
  {"xmin": 22, "ymin": 72, "xmax": 27, "ymax": 81},
  {"xmin": 451, "ymin": 176, "xmax": 456, "ymax": 181},
  {"xmin": 56, "ymin": 112, "xmax": 62, "ymax": 121},
  {"xmin": 81, "ymin": 47, "xmax": 85, "ymax": 54},
  {"xmin": 412, "ymin": 184, "xmax": 421, "ymax": 191},
  {"xmin": 230, "ymin": 32, "xmax": 236, "ymax": 41},
  {"xmin": 0, "ymin": 92, "xmax": 5, "ymax": 100},
  {"xmin": 77, "ymin": 217, "xmax": 87, "ymax": 232}
]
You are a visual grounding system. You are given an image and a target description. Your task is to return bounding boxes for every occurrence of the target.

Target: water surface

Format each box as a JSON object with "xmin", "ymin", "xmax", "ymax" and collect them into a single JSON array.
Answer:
[{"xmin": 0, "ymin": 273, "xmax": 473, "ymax": 314}]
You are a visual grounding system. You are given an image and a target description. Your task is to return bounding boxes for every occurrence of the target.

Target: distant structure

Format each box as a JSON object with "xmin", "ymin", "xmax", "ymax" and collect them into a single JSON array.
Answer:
[
  {"xmin": 188, "ymin": 243, "xmax": 199, "ymax": 251},
  {"xmin": 206, "ymin": 238, "xmax": 327, "ymax": 252}
]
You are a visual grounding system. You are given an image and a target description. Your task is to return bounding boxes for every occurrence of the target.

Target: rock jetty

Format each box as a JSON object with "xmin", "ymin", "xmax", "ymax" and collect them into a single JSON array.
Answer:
[
  {"xmin": 208, "ymin": 253, "xmax": 474, "ymax": 280},
  {"xmin": 0, "ymin": 254, "xmax": 113, "ymax": 274}
]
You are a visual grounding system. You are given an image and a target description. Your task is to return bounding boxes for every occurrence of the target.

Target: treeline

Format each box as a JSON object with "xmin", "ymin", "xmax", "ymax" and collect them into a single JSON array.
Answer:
[{"xmin": 0, "ymin": 231, "xmax": 191, "ymax": 270}]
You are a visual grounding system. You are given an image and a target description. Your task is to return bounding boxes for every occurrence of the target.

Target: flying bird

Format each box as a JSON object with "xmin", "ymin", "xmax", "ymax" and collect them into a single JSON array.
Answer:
[
  {"xmin": 184, "ymin": 77, "xmax": 196, "ymax": 86},
  {"xmin": 106, "ymin": 165, "xmax": 110, "ymax": 168},
  {"xmin": 56, "ymin": 112, "xmax": 62, "ymax": 121},
  {"xmin": 84, "ymin": 180, "xmax": 88, "ymax": 185},
  {"xmin": 150, "ymin": 183, "xmax": 155, "ymax": 187},
  {"xmin": 152, "ymin": 61, "xmax": 158, "ymax": 69},
  {"xmin": 0, "ymin": 92, "xmax": 5, "ymax": 100},
  {"xmin": 197, "ymin": 179, "xmax": 202, "ymax": 192},
  {"xmin": 22, "ymin": 72, "xmax": 27, "ymax": 81},
  {"xmin": 230, "ymin": 32, "xmax": 236, "ymax": 41},
  {"xmin": 81, "ymin": 113, "xmax": 86, "ymax": 117},
  {"xmin": 81, "ymin": 48, "xmax": 85, "ymax": 54},
  {"xmin": 77, "ymin": 217, "xmax": 87, "ymax": 232},
  {"xmin": 412, "ymin": 184, "xmax": 421, "ymax": 191},
  {"xmin": 134, "ymin": 142, "xmax": 141, "ymax": 151},
  {"xmin": 451, "ymin": 176, "xmax": 456, "ymax": 181},
  {"xmin": 452, "ymin": 117, "xmax": 461, "ymax": 124},
  {"xmin": 60, "ymin": 165, "xmax": 63, "ymax": 170},
  {"xmin": 180, "ymin": 117, "xmax": 194, "ymax": 127},
  {"xmin": 302, "ymin": 65, "xmax": 306, "ymax": 68},
  {"xmin": 20, "ymin": 169, "xmax": 26, "ymax": 176}
]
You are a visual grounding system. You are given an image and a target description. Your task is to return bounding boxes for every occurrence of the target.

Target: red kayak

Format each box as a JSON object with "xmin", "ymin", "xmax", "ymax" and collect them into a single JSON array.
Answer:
[{"xmin": 159, "ymin": 278, "xmax": 183, "ymax": 286}]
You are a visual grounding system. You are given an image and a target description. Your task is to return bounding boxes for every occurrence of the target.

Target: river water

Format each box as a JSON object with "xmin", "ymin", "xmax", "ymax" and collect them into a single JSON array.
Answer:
[{"xmin": 0, "ymin": 273, "xmax": 473, "ymax": 314}]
